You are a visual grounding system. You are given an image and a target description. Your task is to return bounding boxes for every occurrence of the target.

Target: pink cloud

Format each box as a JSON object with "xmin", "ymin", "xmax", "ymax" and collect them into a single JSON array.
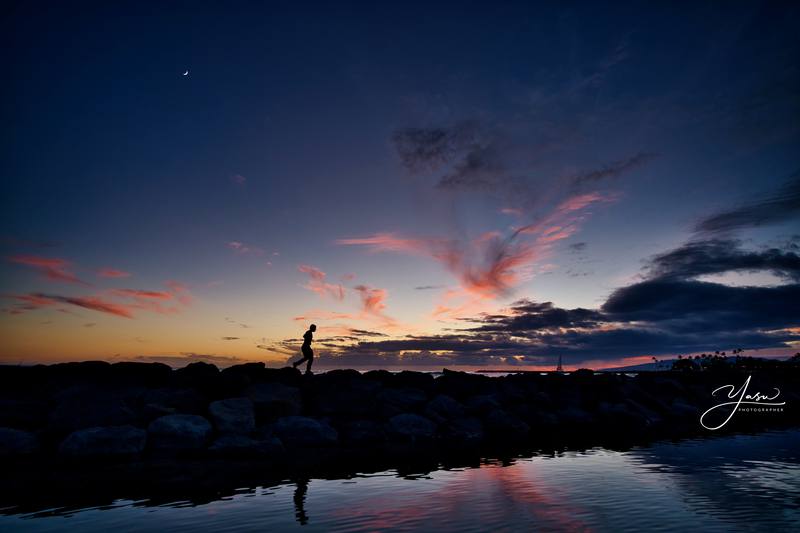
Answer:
[
  {"xmin": 230, "ymin": 174, "xmax": 247, "ymax": 186},
  {"xmin": 337, "ymin": 192, "xmax": 615, "ymax": 299},
  {"xmin": 8, "ymin": 255, "xmax": 88, "ymax": 285},
  {"xmin": 4, "ymin": 279, "xmax": 197, "ymax": 318},
  {"xmin": 297, "ymin": 264, "xmax": 346, "ymax": 300},
  {"xmin": 112, "ymin": 289, "xmax": 173, "ymax": 300},
  {"xmin": 164, "ymin": 280, "xmax": 193, "ymax": 306},
  {"xmin": 33, "ymin": 293, "xmax": 134, "ymax": 318},
  {"xmin": 353, "ymin": 284, "xmax": 387, "ymax": 315},
  {"xmin": 97, "ymin": 268, "xmax": 132, "ymax": 278}
]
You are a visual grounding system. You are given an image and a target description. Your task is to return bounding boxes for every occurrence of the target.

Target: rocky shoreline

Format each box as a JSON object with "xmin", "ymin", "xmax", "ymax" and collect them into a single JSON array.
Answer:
[{"xmin": 1, "ymin": 362, "xmax": 798, "ymax": 465}]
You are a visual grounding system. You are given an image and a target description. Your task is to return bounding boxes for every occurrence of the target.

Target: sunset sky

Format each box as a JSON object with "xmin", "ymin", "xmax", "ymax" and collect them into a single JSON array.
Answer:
[{"xmin": 2, "ymin": 1, "xmax": 798, "ymax": 370}]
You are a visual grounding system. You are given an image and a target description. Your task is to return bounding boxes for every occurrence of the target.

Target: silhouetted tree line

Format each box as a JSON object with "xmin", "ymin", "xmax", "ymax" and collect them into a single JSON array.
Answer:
[{"xmin": 659, "ymin": 349, "xmax": 800, "ymax": 371}]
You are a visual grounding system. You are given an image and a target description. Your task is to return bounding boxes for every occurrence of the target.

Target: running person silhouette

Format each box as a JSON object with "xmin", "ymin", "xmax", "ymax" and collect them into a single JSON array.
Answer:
[{"xmin": 292, "ymin": 324, "xmax": 316, "ymax": 374}]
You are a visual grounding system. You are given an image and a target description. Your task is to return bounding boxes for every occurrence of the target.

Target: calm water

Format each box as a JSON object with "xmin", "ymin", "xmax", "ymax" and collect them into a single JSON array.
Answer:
[{"xmin": 2, "ymin": 429, "xmax": 798, "ymax": 532}]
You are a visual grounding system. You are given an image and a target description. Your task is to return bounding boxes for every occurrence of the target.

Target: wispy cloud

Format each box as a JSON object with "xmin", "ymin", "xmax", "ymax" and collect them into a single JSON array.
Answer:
[
  {"xmin": 353, "ymin": 284, "xmax": 394, "ymax": 324},
  {"xmin": 8, "ymin": 255, "xmax": 88, "ymax": 285},
  {"xmin": 4, "ymin": 281, "xmax": 194, "ymax": 318},
  {"xmin": 337, "ymin": 192, "xmax": 615, "ymax": 299},
  {"xmin": 297, "ymin": 264, "xmax": 346, "ymax": 300},
  {"xmin": 97, "ymin": 268, "xmax": 132, "ymax": 279},
  {"xmin": 230, "ymin": 174, "xmax": 247, "ymax": 186},
  {"xmin": 32, "ymin": 293, "xmax": 135, "ymax": 318},
  {"xmin": 570, "ymin": 152, "xmax": 657, "ymax": 187},
  {"xmin": 227, "ymin": 241, "xmax": 264, "ymax": 255},
  {"xmin": 225, "ymin": 317, "xmax": 251, "ymax": 328},
  {"xmin": 694, "ymin": 171, "xmax": 800, "ymax": 234},
  {"xmin": 112, "ymin": 289, "xmax": 173, "ymax": 299}
]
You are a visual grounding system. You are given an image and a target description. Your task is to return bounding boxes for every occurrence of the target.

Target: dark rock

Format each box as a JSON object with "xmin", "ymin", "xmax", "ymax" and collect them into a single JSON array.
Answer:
[
  {"xmin": 670, "ymin": 399, "xmax": 698, "ymax": 419},
  {"xmin": 625, "ymin": 399, "xmax": 665, "ymax": 427},
  {"xmin": 148, "ymin": 414, "xmax": 212, "ymax": 450},
  {"xmin": 363, "ymin": 369, "xmax": 394, "ymax": 386},
  {"xmin": 222, "ymin": 362, "xmax": 266, "ymax": 381},
  {"xmin": 59, "ymin": 425, "xmax": 146, "ymax": 458},
  {"xmin": 464, "ymin": 394, "xmax": 502, "ymax": 417},
  {"xmin": 484, "ymin": 408, "xmax": 531, "ymax": 438},
  {"xmin": 385, "ymin": 413, "xmax": 437, "ymax": 443},
  {"xmin": 261, "ymin": 366, "xmax": 303, "ymax": 387},
  {"xmin": 596, "ymin": 402, "xmax": 648, "ymax": 431},
  {"xmin": 0, "ymin": 427, "xmax": 39, "ymax": 456},
  {"xmin": 142, "ymin": 388, "xmax": 206, "ymax": 418},
  {"xmin": 109, "ymin": 362, "xmax": 172, "ymax": 387},
  {"xmin": 324, "ymin": 368, "xmax": 363, "ymax": 381},
  {"xmin": 377, "ymin": 387, "xmax": 428, "ymax": 418},
  {"xmin": 559, "ymin": 406, "xmax": 594, "ymax": 426},
  {"xmin": 440, "ymin": 416, "xmax": 484, "ymax": 444},
  {"xmin": 570, "ymin": 368, "xmax": 595, "ymax": 380},
  {"xmin": 48, "ymin": 361, "xmax": 111, "ymax": 382},
  {"xmin": 393, "ymin": 371, "xmax": 435, "ymax": 393},
  {"xmin": 311, "ymin": 380, "xmax": 380, "ymax": 418},
  {"xmin": 436, "ymin": 369, "xmax": 495, "ymax": 400},
  {"xmin": 423, "ymin": 394, "xmax": 465, "ymax": 424},
  {"xmin": 246, "ymin": 383, "xmax": 303, "ymax": 419},
  {"xmin": 208, "ymin": 434, "xmax": 285, "ymax": 457},
  {"xmin": 0, "ymin": 399, "xmax": 50, "ymax": 430},
  {"xmin": 208, "ymin": 398, "xmax": 255, "ymax": 434},
  {"xmin": 49, "ymin": 392, "xmax": 138, "ymax": 433},
  {"xmin": 271, "ymin": 416, "xmax": 338, "ymax": 447},
  {"xmin": 173, "ymin": 362, "xmax": 219, "ymax": 390},
  {"xmin": 339, "ymin": 419, "xmax": 385, "ymax": 445}
]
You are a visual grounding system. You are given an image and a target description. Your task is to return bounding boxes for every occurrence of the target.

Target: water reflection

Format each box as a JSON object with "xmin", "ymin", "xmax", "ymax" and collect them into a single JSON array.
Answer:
[
  {"xmin": 293, "ymin": 478, "xmax": 309, "ymax": 525},
  {"xmin": 1, "ymin": 429, "xmax": 798, "ymax": 531}
]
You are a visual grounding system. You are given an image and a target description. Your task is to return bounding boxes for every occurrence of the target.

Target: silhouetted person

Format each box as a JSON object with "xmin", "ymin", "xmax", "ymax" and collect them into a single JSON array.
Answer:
[
  {"xmin": 292, "ymin": 324, "xmax": 316, "ymax": 374},
  {"xmin": 293, "ymin": 478, "xmax": 309, "ymax": 525}
]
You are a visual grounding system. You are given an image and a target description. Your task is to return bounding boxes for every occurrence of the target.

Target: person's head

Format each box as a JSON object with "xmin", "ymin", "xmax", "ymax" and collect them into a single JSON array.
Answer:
[{"xmin": 309, "ymin": 324, "xmax": 317, "ymax": 332}]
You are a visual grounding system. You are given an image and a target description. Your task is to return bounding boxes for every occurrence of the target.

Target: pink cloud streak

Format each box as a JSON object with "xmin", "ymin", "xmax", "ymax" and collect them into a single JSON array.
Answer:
[{"xmin": 297, "ymin": 264, "xmax": 346, "ymax": 300}]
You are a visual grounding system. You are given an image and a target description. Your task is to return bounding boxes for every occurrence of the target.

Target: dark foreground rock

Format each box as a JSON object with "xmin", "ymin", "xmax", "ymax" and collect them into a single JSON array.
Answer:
[
  {"xmin": 0, "ymin": 427, "xmax": 39, "ymax": 456},
  {"xmin": 59, "ymin": 425, "xmax": 146, "ymax": 458},
  {"xmin": 148, "ymin": 414, "xmax": 213, "ymax": 450},
  {"xmin": 0, "ymin": 362, "xmax": 796, "ymax": 468}
]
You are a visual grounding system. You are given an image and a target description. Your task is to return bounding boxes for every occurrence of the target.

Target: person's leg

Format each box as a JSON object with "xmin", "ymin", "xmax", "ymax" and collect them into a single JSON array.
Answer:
[{"xmin": 305, "ymin": 350, "xmax": 314, "ymax": 374}]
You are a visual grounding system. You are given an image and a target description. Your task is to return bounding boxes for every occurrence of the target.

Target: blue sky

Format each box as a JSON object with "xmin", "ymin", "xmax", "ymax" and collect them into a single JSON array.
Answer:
[{"xmin": 2, "ymin": 1, "xmax": 798, "ymax": 368}]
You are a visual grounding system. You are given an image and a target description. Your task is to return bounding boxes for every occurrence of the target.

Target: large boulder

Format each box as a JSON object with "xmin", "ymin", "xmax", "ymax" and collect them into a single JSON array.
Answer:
[
  {"xmin": 384, "ymin": 413, "xmax": 437, "ymax": 443},
  {"xmin": 484, "ymin": 408, "xmax": 530, "ymax": 438},
  {"xmin": 271, "ymin": 416, "xmax": 338, "ymax": 447},
  {"xmin": 377, "ymin": 387, "xmax": 428, "ymax": 418},
  {"xmin": 142, "ymin": 388, "xmax": 206, "ymax": 419},
  {"xmin": 212, "ymin": 363, "xmax": 268, "ymax": 399},
  {"xmin": 339, "ymin": 419, "xmax": 385, "ymax": 445},
  {"xmin": 58, "ymin": 425, "xmax": 146, "ymax": 458},
  {"xmin": 109, "ymin": 362, "xmax": 172, "ymax": 387},
  {"xmin": 147, "ymin": 414, "xmax": 212, "ymax": 450},
  {"xmin": 464, "ymin": 394, "xmax": 502, "ymax": 417},
  {"xmin": 208, "ymin": 434, "xmax": 285, "ymax": 457},
  {"xmin": 435, "ymin": 369, "xmax": 495, "ymax": 400},
  {"xmin": 440, "ymin": 416, "xmax": 484, "ymax": 444},
  {"xmin": 246, "ymin": 383, "xmax": 303, "ymax": 419},
  {"xmin": 173, "ymin": 362, "xmax": 219, "ymax": 392},
  {"xmin": 208, "ymin": 397, "xmax": 255, "ymax": 434},
  {"xmin": 393, "ymin": 371, "xmax": 434, "ymax": 393},
  {"xmin": 311, "ymin": 381, "xmax": 380, "ymax": 418},
  {"xmin": 423, "ymin": 394, "xmax": 465, "ymax": 424},
  {"xmin": 0, "ymin": 427, "xmax": 39, "ymax": 456},
  {"xmin": 0, "ymin": 399, "xmax": 49, "ymax": 430},
  {"xmin": 48, "ymin": 391, "xmax": 138, "ymax": 433}
]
